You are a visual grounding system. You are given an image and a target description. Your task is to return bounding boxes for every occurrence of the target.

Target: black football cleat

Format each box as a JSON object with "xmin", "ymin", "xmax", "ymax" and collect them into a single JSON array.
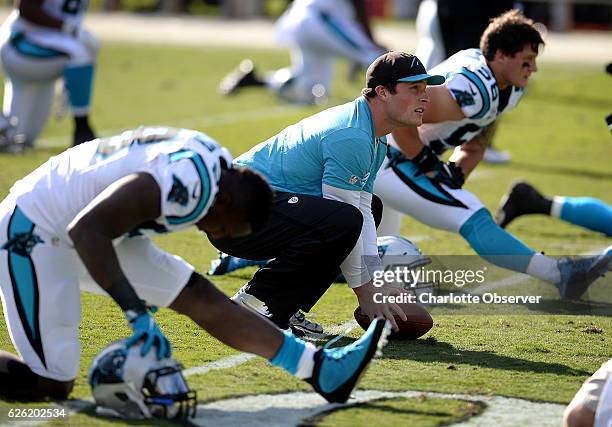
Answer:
[
  {"xmin": 495, "ymin": 181, "xmax": 552, "ymax": 228},
  {"xmin": 218, "ymin": 59, "xmax": 265, "ymax": 95}
]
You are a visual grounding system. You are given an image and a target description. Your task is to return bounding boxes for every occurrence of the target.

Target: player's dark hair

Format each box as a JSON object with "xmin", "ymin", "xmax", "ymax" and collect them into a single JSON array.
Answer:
[
  {"xmin": 480, "ymin": 9, "xmax": 544, "ymax": 61},
  {"xmin": 361, "ymin": 82, "xmax": 398, "ymax": 98},
  {"xmin": 227, "ymin": 166, "xmax": 273, "ymax": 232}
]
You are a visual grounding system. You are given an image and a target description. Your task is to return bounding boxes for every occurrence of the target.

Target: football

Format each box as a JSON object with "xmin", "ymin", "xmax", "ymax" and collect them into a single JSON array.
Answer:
[{"xmin": 354, "ymin": 303, "xmax": 433, "ymax": 340}]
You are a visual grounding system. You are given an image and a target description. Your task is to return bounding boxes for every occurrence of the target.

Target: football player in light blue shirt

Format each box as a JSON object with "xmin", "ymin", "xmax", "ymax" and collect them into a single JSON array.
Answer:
[{"xmin": 212, "ymin": 52, "xmax": 445, "ymax": 332}]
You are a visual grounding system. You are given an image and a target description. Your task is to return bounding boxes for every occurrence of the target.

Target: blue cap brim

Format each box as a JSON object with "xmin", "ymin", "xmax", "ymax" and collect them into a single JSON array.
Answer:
[{"xmin": 398, "ymin": 73, "xmax": 445, "ymax": 85}]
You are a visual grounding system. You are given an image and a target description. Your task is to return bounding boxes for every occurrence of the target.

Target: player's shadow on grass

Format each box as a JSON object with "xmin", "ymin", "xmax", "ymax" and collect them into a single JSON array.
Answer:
[
  {"xmin": 382, "ymin": 338, "xmax": 592, "ymax": 377},
  {"xmin": 504, "ymin": 162, "xmax": 612, "ymax": 181},
  {"xmin": 524, "ymin": 298, "xmax": 612, "ymax": 316}
]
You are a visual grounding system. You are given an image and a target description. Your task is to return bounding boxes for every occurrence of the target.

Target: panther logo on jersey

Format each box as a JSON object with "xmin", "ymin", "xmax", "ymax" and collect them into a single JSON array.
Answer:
[
  {"xmin": 450, "ymin": 89, "xmax": 476, "ymax": 107},
  {"xmin": 168, "ymin": 175, "xmax": 189, "ymax": 206}
]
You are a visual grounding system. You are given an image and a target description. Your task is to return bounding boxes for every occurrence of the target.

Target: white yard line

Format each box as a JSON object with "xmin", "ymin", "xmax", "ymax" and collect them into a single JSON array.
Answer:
[
  {"xmin": 184, "ymin": 353, "xmax": 256, "ymax": 377},
  {"xmin": 183, "ymin": 319, "xmax": 358, "ymax": 378},
  {"xmin": 190, "ymin": 390, "xmax": 566, "ymax": 427},
  {"xmin": 471, "ymin": 272, "xmax": 531, "ymax": 295}
]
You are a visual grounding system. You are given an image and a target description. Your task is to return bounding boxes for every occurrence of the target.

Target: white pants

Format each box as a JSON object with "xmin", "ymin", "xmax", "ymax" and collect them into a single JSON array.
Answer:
[
  {"xmin": 374, "ymin": 156, "xmax": 484, "ymax": 236},
  {"xmin": 0, "ymin": 197, "xmax": 193, "ymax": 381},
  {"xmin": 0, "ymin": 26, "xmax": 98, "ymax": 144},
  {"xmin": 414, "ymin": 0, "xmax": 445, "ymax": 70},
  {"xmin": 272, "ymin": 3, "xmax": 383, "ymax": 100}
]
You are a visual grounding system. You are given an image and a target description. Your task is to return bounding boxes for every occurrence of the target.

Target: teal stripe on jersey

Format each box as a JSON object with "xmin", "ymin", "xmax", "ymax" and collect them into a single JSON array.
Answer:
[
  {"xmin": 319, "ymin": 11, "xmax": 359, "ymax": 50},
  {"xmin": 3, "ymin": 207, "xmax": 46, "ymax": 367},
  {"xmin": 10, "ymin": 32, "xmax": 67, "ymax": 58},
  {"xmin": 459, "ymin": 67, "xmax": 490, "ymax": 119},
  {"xmin": 9, "ymin": 252, "xmax": 37, "ymax": 339},
  {"xmin": 166, "ymin": 150, "xmax": 211, "ymax": 225},
  {"xmin": 6, "ymin": 208, "xmax": 38, "ymax": 337}
]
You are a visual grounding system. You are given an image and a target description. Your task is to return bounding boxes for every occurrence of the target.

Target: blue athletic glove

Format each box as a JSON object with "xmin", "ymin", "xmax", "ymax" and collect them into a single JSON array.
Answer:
[
  {"xmin": 124, "ymin": 311, "xmax": 171, "ymax": 360},
  {"xmin": 430, "ymin": 161, "xmax": 465, "ymax": 189}
]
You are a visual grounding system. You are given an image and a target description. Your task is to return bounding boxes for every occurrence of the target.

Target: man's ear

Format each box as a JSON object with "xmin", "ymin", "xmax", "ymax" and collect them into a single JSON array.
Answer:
[
  {"xmin": 493, "ymin": 49, "xmax": 507, "ymax": 62},
  {"xmin": 375, "ymin": 85, "xmax": 388, "ymax": 100}
]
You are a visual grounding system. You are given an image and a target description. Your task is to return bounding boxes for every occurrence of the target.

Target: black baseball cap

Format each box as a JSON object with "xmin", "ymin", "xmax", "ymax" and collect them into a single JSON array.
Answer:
[{"xmin": 366, "ymin": 51, "xmax": 445, "ymax": 88}]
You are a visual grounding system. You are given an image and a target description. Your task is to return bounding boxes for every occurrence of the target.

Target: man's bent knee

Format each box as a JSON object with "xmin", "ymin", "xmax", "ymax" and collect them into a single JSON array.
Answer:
[
  {"xmin": 563, "ymin": 403, "xmax": 595, "ymax": 427},
  {"xmin": 330, "ymin": 203, "xmax": 363, "ymax": 239},
  {"xmin": 0, "ymin": 359, "xmax": 74, "ymax": 400}
]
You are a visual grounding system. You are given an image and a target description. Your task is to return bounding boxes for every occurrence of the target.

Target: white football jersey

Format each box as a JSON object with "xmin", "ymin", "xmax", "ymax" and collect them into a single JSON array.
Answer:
[
  {"xmin": 9, "ymin": 127, "xmax": 232, "ymax": 244},
  {"xmin": 4, "ymin": 0, "xmax": 88, "ymax": 35},
  {"xmin": 295, "ymin": 0, "xmax": 355, "ymax": 20},
  {"xmin": 419, "ymin": 49, "xmax": 526, "ymax": 154}
]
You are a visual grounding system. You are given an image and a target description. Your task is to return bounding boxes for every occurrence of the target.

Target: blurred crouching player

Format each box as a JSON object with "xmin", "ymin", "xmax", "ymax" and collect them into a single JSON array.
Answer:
[
  {"xmin": 218, "ymin": 0, "xmax": 385, "ymax": 105},
  {"xmin": 0, "ymin": 0, "xmax": 98, "ymax": 150}
]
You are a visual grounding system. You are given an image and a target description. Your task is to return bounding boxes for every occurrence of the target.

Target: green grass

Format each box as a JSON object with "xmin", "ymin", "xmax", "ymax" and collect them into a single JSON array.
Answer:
[
  {"xmin": 313, "ymin": 396, "xmax": 484, "ymax": 426},
  {"xmin": 0, "ymin": 41, "xmax": 610, "ymax": 425}
]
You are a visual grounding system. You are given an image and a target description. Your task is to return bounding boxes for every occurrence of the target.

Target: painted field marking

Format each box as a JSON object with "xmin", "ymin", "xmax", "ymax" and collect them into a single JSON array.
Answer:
[
  {"xmin": 184, "ymin": 353, "xmax": 256, "ymax": 378},
  {"xmin": 190, "ymin": 390, "xmax": 565, "ymax": 427}
]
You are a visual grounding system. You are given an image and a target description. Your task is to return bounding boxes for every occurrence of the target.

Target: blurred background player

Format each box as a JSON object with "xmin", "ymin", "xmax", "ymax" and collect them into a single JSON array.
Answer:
[
  {"xmin": 375, "ymin": 10, "xmax": 611, "ymax": 301},
  {"xmin": 218, "ymin": 0, "xmax": 386, "ymax": 105},
  {"xmin": 415, "ymin": 0, "xmax": 516, "ymax": 164},
  {"xmin": 0, "ymin": 0, "xmax": 99, "ymax": 149},
  {"xmin": 0, "ymin": 125, "xmax": 388, "ymax": 403},
  {"xmin": 497, "ymin": 181, "xmax": 612, "ymax": 237}
]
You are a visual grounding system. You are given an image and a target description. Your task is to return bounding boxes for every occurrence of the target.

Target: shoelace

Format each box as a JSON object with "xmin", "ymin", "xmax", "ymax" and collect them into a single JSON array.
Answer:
[
  {"xmin": 321, "ymin": 324, "xmax": 358, "ymax": 361},
  {"xmin": 293, "ymin": 311, "xmax": 312, "ymax": 326}
]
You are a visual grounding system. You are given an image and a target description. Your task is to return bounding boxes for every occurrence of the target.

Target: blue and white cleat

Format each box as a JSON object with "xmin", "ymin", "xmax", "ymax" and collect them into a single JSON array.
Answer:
[
  {"xmin": 557, "ymin": 245, "xmax": 612, "ymax": 300},
  {"xmin": 208, "ymin": 252, "xmax": 269, "ymax": 275},
  {"xmin": 307, "ymin": 318, "xmax": 391, "ymax": 403}
]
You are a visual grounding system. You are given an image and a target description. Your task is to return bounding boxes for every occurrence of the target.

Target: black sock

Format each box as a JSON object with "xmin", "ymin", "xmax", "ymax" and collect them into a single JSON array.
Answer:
[{"xmin": 74, "ymin": 115, "xmax": 91, "ymax": 132}]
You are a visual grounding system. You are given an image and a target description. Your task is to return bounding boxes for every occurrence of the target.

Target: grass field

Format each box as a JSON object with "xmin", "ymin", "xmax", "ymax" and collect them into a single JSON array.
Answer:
[{"xmin": 0, "ymin": 41, "xmax": 611, "ymax": 426}]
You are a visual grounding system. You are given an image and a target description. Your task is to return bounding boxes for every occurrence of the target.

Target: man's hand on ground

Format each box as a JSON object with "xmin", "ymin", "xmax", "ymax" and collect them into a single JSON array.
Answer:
[{"xmin": 353, "ymin": 281, "xmax": 407, "ymax": 331}]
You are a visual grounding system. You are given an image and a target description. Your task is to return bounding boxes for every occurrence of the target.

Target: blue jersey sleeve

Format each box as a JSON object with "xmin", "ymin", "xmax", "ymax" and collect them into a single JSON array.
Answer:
[{"xmin": 321, "ymin": 129, "xmax": 375, "ymax": 192}]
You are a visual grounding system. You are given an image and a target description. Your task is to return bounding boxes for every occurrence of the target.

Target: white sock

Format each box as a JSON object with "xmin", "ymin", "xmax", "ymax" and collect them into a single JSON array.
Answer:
[
  {"xmin": 550, "ymin": 196, "xmax": 565, "ymax": 218},
  {"xmin": 294, "ymin": 342, "xmax": 317, "ymax": 379},
  {"xmin": 526, "ymin": 253, "xmax": 561, "ymax": 284}
]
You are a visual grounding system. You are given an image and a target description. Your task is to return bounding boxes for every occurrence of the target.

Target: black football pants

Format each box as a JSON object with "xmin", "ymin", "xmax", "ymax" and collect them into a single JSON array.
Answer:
[{"xmin": 210, "ymin": 191, "xmax": 383, "ymax": 328}]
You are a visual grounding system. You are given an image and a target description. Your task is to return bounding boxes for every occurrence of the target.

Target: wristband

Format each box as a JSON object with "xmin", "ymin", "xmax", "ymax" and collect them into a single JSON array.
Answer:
[
  {"xmin": 411, "ymin": 145, "xmax": 440, "ymax": 174},
  {"xmin": 106, "ymin": 277, "xmax": 147, "ymax": 315}
]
